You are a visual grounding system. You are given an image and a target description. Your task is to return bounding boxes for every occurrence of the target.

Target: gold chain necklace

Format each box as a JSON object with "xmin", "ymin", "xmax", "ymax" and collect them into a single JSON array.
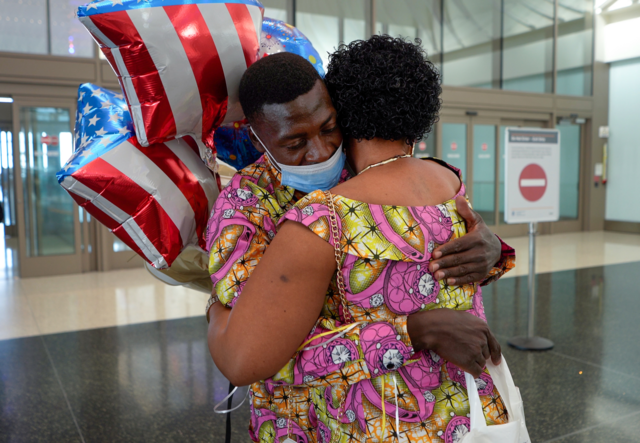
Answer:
[{"xmin": 356, "ymin": 154, "xmax": 412, "ymax": 176}]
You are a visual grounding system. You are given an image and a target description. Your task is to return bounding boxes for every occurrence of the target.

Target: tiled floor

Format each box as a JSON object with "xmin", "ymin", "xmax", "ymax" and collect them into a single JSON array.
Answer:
[{"xmin": 2, "ymin": 231, "xmax": 640, "ymax": 442}]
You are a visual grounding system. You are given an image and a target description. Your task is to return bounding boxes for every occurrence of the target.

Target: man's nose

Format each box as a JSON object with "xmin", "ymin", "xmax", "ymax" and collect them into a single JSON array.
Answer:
[{"xmin": 305, "ymin": 137, "xmax": 335, "ymax": 164}]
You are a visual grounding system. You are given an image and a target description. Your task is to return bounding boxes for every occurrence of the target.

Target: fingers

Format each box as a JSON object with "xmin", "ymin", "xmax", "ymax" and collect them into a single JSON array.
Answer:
[
  {"xmin": 487, "ymin": 331, "xmax": 502, "ymax": 365},
  {"xmin": 444, "ymin": 272, "xmax": 485, "ymax": 286},
  {"xmin": 431, "ymin": 234, "xmax": 477, "ymax": 261},
  {"xmin": 469, "ymin": 360, "xmax": 484, "ymax": 378},
  {"xmin": 431, "ymin": 259, "xmax": 489, "ymax": 284},
  {"xmin": 431, "ymin": 256, "xmax": 485, "ymax": 285},
  {"xmin": 455, "ymin": 196, "xmax": 481, "ymax": 229},
  {"xmin": 481, "ymin": 342, "xmax": 491, "ymax": 362}
]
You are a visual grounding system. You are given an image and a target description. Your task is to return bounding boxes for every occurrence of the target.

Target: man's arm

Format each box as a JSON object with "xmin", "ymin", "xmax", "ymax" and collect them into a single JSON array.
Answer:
[{"xmin": 429, "ymin": 196, "xmax": 515, "ymax": 286}]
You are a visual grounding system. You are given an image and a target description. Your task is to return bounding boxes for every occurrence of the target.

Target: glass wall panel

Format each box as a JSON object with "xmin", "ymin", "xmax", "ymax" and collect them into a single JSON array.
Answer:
[
  {"xmin": 472, "ymin": 125, "xmax": 496, "ymax": 225},
  {"xmin": 442, "ymin": 123, "xmax": 467, "ymax": 182},
  {"xmin": 0, "ymin": 0, "xmax": 48, "ymax": 55},
  {"xmin": 263, "ymin": 0, "xmax": 287, "ymax": 22},
  {"xmin": 557, "ymin": 0, "xmax": 594, "ymax": 96},
  {"xmin": 50, "ymin": 0, "xmax": 95, "ymax": 57},
  {"xmin": 442, "ymin": 0, "xmax": 500, "ymax": 89},
  {"xmin": 20, "ymin": 107, "xmax": 75, "ymax": 257},
  {"xmin": 502, "ymin": 0, "xmax": 554, "ymax": 93},
  {"xmin": 296, "ymin": 0, "xmax": 367, "ymax": 72},
  {"xmin": 375, "ymin": 0, "xmax": 441, "ymax": 69},
  {"xmin": 557, "ymin": 122, "xmax": 581, "ymax": 219},
  {"xmin": 414, "ymin": 133, "xmax": 436, "ymax": 159}
]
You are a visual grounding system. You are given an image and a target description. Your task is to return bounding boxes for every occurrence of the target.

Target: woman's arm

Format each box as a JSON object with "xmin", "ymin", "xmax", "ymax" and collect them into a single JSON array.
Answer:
[{"xmin": 208, "ymin": 221, "xmax": 335, "ymax": 387}]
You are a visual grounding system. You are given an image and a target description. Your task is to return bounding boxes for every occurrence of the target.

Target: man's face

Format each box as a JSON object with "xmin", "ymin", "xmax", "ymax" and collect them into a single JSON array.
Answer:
[{"xmin": 248, "ymin": 80, "xmax": 343, "ymax": 166}]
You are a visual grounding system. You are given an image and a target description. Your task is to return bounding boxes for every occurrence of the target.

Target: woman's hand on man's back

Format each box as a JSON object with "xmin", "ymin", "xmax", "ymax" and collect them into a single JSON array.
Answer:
[{"xmin": 406, "ymin": 308, "xmax": 502, "ymax": 378}]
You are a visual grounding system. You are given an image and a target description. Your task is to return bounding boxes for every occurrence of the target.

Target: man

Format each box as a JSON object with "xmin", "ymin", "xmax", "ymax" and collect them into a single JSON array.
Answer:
[{"xmin": 205, "ymin": 52, "xmax": 513, "ymax": 351}]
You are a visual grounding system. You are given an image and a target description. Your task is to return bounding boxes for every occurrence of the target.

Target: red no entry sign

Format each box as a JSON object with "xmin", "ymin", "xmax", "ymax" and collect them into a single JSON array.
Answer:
[
  {"xmin": 41, "ymin": 135, "xmax": 59, "ymax": 145},
  {"xmin": 519, "ymin": 163, "xmax": 547, "ymax": 202}
]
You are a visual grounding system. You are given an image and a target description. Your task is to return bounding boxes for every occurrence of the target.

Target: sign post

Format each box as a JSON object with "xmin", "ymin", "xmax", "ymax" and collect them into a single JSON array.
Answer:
[{"xmin": 504, "ymin": 128, "xmax": 559, "ymax": 351}]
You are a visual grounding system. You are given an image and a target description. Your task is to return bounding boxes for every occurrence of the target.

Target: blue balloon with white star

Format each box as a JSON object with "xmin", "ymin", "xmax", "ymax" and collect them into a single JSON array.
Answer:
[
  {"xmin": 57, "ymin": 83, "xmax": 135, "ymax": 183},
  {"xmin": 260, "ymin": 17, "xmax": 325, "ymax": 77}
]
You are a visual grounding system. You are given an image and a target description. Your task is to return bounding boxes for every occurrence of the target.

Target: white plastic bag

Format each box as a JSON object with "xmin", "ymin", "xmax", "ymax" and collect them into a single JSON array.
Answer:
[{"xmin": 462, "ymin": 356, "xmax": 531, "ymax": 443}]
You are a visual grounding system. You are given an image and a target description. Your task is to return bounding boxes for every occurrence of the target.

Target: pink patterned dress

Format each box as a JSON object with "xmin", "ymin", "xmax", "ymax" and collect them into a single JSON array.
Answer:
[{"xmin": 245, "ymin": 162, "xmax": 516, "ymax": 443}]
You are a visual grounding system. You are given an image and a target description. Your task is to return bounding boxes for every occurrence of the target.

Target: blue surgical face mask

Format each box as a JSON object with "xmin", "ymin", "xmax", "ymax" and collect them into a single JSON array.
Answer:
[{"xmin": 250, "ymin": 127, "xmax": 345, "ymax": 193}]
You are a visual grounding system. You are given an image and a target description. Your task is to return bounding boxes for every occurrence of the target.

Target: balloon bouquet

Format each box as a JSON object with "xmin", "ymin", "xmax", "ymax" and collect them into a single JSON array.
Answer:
[{"xmin": 58, "ymin": 0, "xmax": 325, "ymax": 292}]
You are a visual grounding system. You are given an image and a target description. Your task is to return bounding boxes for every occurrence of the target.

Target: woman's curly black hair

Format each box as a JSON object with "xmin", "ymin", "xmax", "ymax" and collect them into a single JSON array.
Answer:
[{"xmin": 324, "ymin": 35, "xmax": 441, "ymax": 144}]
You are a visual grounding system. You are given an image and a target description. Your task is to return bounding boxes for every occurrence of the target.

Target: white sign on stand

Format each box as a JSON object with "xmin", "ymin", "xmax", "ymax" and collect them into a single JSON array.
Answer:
[
  {"xmin": 504, "ymin": 128, "xmax": 560, "ymax": 224},
  {"xmin": 505, "ymin": 127, "xmax": 558, "ymax": 351}
]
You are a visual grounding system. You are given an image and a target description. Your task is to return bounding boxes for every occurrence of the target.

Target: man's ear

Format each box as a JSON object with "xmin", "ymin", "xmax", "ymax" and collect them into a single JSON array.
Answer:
[{"xmin": 248, "ymin": 126, "xmax": 266, "ymax": 153}]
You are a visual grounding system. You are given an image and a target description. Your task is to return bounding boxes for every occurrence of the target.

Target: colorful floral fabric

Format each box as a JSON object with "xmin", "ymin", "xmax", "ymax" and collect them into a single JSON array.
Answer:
[{"xmin": 205, "ymin": 156, "xmax": 516, "ymax": 442}]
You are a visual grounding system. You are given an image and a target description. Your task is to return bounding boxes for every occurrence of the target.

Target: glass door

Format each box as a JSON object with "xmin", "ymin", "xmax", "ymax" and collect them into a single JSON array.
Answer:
[
  {"xmin": 441, "ymin": 121, "xmax": 468, "ymax": 181},
  {"xmin": 12, "ymin": 98, "xmax": 86, "ymax": 277},
  {"xmin": 439, "ymin": 117, "xmax": 498, "ymax": 226},
  {"xmin": 548, "ymin": 117, "xmax": 585, "ymax": 234},
  {"xmin": 471, "ymin": 122, "xmax": 497, "ymax": 226},
  {"xmin": 0, "ymin": 101, "xmax": 18, "ymax": 279}
]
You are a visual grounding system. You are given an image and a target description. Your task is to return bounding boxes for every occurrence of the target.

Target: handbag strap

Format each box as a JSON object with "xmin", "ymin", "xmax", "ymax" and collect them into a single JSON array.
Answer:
[{"xmin": 324, "ymin": 190, "xmax": 352, "ymax": 324}]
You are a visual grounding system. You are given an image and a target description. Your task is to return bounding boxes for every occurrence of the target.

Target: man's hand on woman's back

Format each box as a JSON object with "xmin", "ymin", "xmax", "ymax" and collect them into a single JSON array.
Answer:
[{"xmin": 429, "ymin": 196, "xmax": 502, "ymax": 285}]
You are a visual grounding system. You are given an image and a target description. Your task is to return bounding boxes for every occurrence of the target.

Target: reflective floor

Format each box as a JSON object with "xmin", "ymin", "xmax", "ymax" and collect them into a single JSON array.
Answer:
[
  {"xmin": 1, "ymin": 233, "xmax": 640, "ymax": 442},
  {"xmin": 502, "ymin": 231, "xmax": 640, "ymax": 279},
  {"xmin": 2, "ymin": 261, "xmax": 640, "ymax": 442}
]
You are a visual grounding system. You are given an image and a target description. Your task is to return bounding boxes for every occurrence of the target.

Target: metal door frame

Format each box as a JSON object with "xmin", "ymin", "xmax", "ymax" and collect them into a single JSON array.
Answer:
[{"xmin": 11, "ymin": 96, "xmax": 90, "ymax": 278}]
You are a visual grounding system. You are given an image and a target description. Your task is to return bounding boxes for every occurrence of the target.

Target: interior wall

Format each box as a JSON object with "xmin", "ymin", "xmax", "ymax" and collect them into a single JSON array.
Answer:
[{"xmin": 605, "ymin": 57, "xmax": 640, "ymax": 223}]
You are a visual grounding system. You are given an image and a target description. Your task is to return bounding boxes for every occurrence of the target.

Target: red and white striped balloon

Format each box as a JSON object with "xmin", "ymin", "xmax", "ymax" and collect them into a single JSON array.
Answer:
[
  {"xmin": 78, "ymin": 0, "xmax": 264, "ymax": 147},
  {"xmin": 62, "ymin": 134, "xmax": 219, "ymax": 269}
]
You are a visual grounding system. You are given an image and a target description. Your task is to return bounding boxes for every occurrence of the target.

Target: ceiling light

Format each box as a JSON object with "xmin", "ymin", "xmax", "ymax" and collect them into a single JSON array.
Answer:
[
  {"xmin": 609, "ymin": 0, "xmax": 633, "ymax": 11},
  {"xmin": 0, "ymin": 97, "xmax": 13, "ymax": 103}
]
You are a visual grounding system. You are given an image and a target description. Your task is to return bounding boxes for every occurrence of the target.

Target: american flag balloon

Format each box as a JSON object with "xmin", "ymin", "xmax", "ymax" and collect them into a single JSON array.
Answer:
[
  {"xmin": 57, "ymin": 83, "xmax": 220, "ymax": 269},
  {"xmin": 77, "ymin": 0, "xmax": 264, "ymax": 148}
]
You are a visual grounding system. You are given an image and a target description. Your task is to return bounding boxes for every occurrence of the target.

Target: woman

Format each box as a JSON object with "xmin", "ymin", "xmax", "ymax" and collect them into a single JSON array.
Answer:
[{"xmin": 208, "ymin": 36, "xmax": 515, "ymax": 442}]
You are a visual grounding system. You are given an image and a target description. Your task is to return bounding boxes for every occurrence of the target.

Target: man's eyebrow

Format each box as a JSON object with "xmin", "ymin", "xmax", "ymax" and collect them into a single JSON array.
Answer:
[
  {"xmin": 320, "ymin": 113, "xmax": 336, "ymax": 127},
  {"xmin": 280, "ymin": 131, "xmax": 307, "ymax": 141},
  {"xmin": 279, "ymin": 113, "xmax": 337, "ymax": 141}
]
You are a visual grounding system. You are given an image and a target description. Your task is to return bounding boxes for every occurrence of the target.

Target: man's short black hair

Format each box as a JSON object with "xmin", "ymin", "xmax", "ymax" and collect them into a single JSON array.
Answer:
[{"xmin": 239, "ymin": 52, "xmax": 322, "ymax": 122}]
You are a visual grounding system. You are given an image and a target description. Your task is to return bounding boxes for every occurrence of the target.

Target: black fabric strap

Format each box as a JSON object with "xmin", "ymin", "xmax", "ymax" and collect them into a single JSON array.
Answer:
[{"xmin": 225, "ymin": 382, "xmax": 234, "ymax": 443}]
